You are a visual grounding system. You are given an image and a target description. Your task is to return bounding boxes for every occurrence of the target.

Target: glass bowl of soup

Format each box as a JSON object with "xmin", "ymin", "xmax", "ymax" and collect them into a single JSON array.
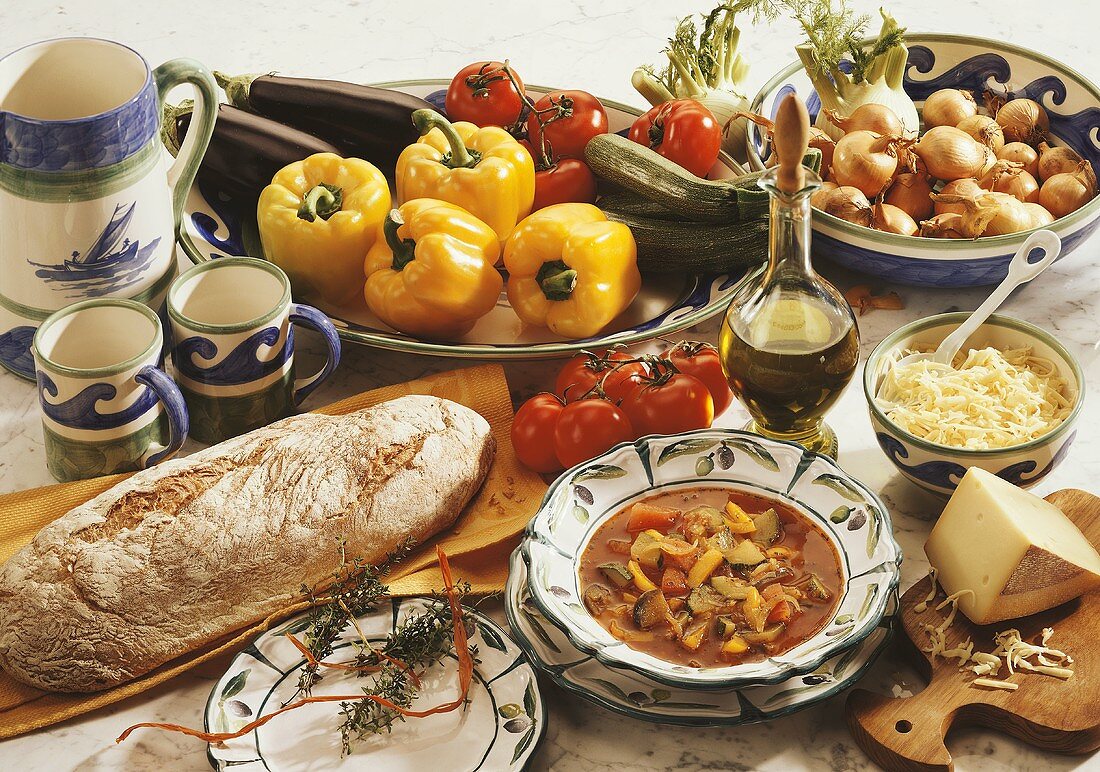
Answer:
[{"xmin": 519, "ymin": 429, "xmax": 902, "ymax": 690}]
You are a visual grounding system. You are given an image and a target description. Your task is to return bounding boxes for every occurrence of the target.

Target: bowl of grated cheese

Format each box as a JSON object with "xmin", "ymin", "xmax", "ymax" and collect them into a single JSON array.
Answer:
[{"xmin": 863, "ymin": 313, "xmax": 1083, "ymax": 495}]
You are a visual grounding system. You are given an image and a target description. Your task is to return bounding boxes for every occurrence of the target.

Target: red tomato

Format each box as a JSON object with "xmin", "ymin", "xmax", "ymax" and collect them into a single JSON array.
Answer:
[
  {"xmin": 446, "ymin": 61, "xmax": 526, "ymax": 128},
  {"xmin": 554, "ymin": 398, "xmax": 634, "ymax": 468},
  {"xmin": 526, "ymin": 90, "xmax": 608, "ymax": 160},
  {"xmin": 621, "ymin": 372, "xmax": 714, "ymax": 436},
  {"xmin": 511, "ymin": 393, "xmax": 565, "ymax": 473},
  {"xmin": 533, "ymin": 158, "xmax": 598, "ymax": 210},
  {"xmin": 628, "ymin": 100, "xmax": 721, "ymax": 178},
  {"xmin": 555, "ymin": 350, "xmax": 646, "ymax": 403},
  {"xmin": 663, "ymin": 341, "xmax": 735, "ymax": 416}
]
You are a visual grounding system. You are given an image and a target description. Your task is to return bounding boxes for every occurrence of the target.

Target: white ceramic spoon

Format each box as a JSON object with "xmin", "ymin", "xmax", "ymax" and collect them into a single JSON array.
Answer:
[{"xmin": 892, "ymin": 229, "xmax": 1062, "ymax": 372}]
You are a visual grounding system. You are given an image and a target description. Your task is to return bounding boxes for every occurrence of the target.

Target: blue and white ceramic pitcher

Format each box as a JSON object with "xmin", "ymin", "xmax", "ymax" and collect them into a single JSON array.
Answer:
[{"xmin": 0, "ymin": 38, "xmax": 217, "ymax": 380}]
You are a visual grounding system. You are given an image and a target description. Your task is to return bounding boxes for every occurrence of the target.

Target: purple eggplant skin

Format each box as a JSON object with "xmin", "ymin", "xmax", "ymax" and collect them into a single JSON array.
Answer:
[
  {"xmin": 169, "ymin": 102, "xmax": 342, "ymax": 204},
  {"xmin": 217, "ymin": 73, "xmax": 432, "ymax": 169}
]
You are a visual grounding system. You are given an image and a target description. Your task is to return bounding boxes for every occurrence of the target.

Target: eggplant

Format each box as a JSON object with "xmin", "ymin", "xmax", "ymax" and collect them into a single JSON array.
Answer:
[
  {"xmin": 215, "ymin": 72, "xmax": 433, "ymax": 170},
  {"xmin": 165, "ymin": 101, "xmax": 341, "ymax": 204}
]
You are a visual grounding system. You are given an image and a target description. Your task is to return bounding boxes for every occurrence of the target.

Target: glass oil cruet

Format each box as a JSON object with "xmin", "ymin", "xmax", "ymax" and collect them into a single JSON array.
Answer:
[{"xmin": 719, "ymin": 94, "xmax": 859, "ymax": 459}]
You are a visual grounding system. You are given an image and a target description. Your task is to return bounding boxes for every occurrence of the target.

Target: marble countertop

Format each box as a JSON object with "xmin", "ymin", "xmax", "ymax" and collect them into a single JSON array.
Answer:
[{"xmin": 1, "ymin": 0, "xmax": 1098, "ymax": 769}]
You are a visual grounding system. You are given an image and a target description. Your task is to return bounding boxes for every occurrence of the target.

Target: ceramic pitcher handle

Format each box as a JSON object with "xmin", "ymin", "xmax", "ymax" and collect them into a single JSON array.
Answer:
[
  {"xmin": 289, "ymin": 303, "xmax": 342, "ymax": 406},
  {"xmin": 136, "ymin": 365, "xmax": 190, "ymax": 467},
  {"xmin": 153, "ymin": 59, "xmax": 218, "ymax": 231}
]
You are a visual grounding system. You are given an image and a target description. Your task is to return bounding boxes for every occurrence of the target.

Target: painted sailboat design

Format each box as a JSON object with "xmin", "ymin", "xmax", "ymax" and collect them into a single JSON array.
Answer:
[{"xmin": 29, "ymin": 202, "xmax": 161, "ymax": 298}]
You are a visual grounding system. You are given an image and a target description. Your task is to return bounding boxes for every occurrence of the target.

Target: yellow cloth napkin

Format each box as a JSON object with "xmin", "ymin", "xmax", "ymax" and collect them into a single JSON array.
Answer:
[{"xmin": 0, "ymin": 363, "xmax": 545, "ymax": 740}]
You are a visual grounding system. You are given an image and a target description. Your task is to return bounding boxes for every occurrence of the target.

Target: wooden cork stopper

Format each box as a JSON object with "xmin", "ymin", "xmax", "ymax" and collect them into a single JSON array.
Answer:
[{"xmin": 773, "ymin": 93, "xmax": 810, "ymax": 193}]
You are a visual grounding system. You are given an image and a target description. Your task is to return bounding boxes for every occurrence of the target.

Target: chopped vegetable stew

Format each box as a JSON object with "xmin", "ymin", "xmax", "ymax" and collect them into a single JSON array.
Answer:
[{"xmin": 578, "ymin": 487, "xmax": 844, "ymax": 667}]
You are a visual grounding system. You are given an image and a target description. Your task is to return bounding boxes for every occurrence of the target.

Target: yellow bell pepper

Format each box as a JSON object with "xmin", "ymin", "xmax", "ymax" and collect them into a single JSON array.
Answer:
[
  {"xmin": 396, "ymin": 109, "xmax": 534, "ymax": 241},
  {"xmin": 504, "ymin": 203, "xmax": 640, "ymax": 338},
  {"xmin": 258, "ymin": 152, "xmax": 389, "ymax": 306},
  {"xmin": 363, "ymin": 199, "xmax": 503, "ymax": 340}
]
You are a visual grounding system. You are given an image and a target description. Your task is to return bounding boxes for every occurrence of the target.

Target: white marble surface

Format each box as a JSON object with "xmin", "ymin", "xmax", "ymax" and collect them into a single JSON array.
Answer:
[{"xmin": 1, "ymin": 0, "xmax": 1099, "ymax": 769}]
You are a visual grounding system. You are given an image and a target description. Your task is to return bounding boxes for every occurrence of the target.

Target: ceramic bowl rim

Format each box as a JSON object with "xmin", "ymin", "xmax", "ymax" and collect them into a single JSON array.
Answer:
[
  {"xmin": 746, "ymin": 32, "xmax": 1100, "ymax": 254},
  {"xmin": 863, "ymin": 312, "xmax": 1085, "ymax": 457},
  {"xmin": 32, "ymin": 297, "xmax": 163, "ymax": 378},
  {"xmin": 520, "ymin": 428, "xmax": 902, "ymax": 690}
]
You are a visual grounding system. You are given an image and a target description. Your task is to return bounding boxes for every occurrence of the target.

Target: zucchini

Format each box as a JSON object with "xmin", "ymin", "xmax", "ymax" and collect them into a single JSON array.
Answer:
[
  {"xmin": 632, "ymin": 589, "xmax": 670, "ymax": 630},
  {"xmin": 585, "ymin": 133, "xmax": 768, "ymax": 223},
  {"xmin": 598, "ymin": 562, "xmax": 634, "ymax": 589},
  {"xmin": 750, "ymin": 509, "xmax": 784, "ymax": 547},
  {"xmin": 604, "ymin": 210, "xmax": 769, "ymax": 274},
  {"xmin": 722, "ymin": 539, "xmax": 767, "ymax": 569}
]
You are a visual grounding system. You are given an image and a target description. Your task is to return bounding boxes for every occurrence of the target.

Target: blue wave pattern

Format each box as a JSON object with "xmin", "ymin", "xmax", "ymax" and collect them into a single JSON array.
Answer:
[
  {"xmin": 174, "ymin": 326, "xmax": 292, "ymax": 386},
  {"xmin": 37, "ymin": 370, "xmax": 158, "ymax": 430},
  {"xmin": 0, "ymin": 325, "xmax": 37, "ymax": 379},
  {"xmin": 192, "ymin": 180, "xmax": 247, "ymax": 258}
]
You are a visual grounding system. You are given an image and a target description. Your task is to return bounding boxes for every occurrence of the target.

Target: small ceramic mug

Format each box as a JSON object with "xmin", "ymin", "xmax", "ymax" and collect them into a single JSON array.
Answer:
[
  {"xmin": 167, "ymin": 257, "xmax": 341, "ymax": 444},
  {"xmin": 32, "ymin": 298, "xmax": 189, "ymax": 482}
]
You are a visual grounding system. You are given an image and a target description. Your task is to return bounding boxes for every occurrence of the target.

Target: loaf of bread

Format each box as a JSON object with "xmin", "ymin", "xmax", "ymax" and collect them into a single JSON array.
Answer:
[{"xmin": 0, "ymin": 395, "xmax": 494, "ymax": 692}]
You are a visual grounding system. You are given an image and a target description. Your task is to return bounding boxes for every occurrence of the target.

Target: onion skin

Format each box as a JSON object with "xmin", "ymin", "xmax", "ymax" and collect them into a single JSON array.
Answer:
[
  {"xmin": 996, "ymin": 98, "xmax": 1050, "ymax": 145},
  {"xmin": 1024, "ymin": 202, "xmax": 1055, "ymax": 227},
  {"xmin": 979, "ymin": 160, "xmax": 1040, "ymax": 204},
  {"xmin": 825, "ymin": 104, "xmax": 905, "ymax": 137},
  {"xmin": 809, "ymin": 128, "xmax": 836, "ymax": 176},
  {"xmin": 810, "ymin": 181, "xmax": 839, "ymax": 210},
  {"xmin": 997, "ymin": 142, "xmax": 1040, "ymax": 177},
  {"xmin": 956, "ymin": 114, "xmax": 1005, "ymax": 155},
  {"xmin": 919, "ymin": 212, "xmax": 969, "ymax": 238},
  {"xmin": 935, "ymin": 179, "xmax": 984, "ymax": 215},
  {"xmin": 1039, "ymin": 162, "xmax": 1098, "ymax": 218},
  {"xmin": 982, "ymin": 192, "xmax": 1035, "ymax": 236},
  {"xmin": 927, "ymin": 193, "xmax": 1001, "ymax": 237},
  {"xmin": 921, "ymin": 89, "xmax": 978, "ymax": 129},
  {"xmin": 872, "ymin": 202, "xmax": 918, "ymax": 236},
  {"xmin": 1037, "ymin": 142, "xmax": 1084, "ymax": 182},
  {"xmin": 831, "ymin": 130, "xmax": 905, "ymax": 198},
  {"xmin": 884, "ymin": 172, "xmax": 934, "ymax": 221},
  {"xmin": 822, "ymin": 185, "xmax": 873, "ymax": 227},
  {"xmin": 911, "ymin": 126, "xmax": 991, "ymax": 181}
]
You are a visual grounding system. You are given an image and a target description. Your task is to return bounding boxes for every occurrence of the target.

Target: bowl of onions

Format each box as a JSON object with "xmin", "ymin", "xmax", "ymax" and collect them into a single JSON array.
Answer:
[{"xmin": 747, "ymin": 35, "xmax": 1100, "ymax": 287}]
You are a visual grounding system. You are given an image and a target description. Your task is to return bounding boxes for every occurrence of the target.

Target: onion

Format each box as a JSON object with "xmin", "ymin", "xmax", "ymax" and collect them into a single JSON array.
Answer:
[
  {"xmin": 921, "ymin": 89, "xmax": 978, "ymax": 129},
  {"xmin": 872, "ymin": 202, "xmax": 918, "ymax": 235},
  {"xmin": 927, "ymin": 193, "xmax": 1000, "ymax": 237},
  {"xmin": 996, "ymin": 98, "xmax": 1049, "ymax": 145},
  {"xmin": 831, "ymin": 131, "xmax": 907, "ymax": 198},
  {"xmin": 910, "ymin": 126, "xmax": 992, "ymax": 181},
  {"xmin": 997, "ymin": 142, "xmax": 1040, "ymax": 177},
  {"xmin": 825, "ymin": 104, "xmax": 905, "ymax": 137},
  {"xmin": 1037, "ymin": 142, "xmax": 1084, "ymax": 182},
  {"xmin": 935, "ymin": 179, "xmax": 984, "ymax": 214},
  {"xmin": 982, "ymin": 192, "xmax": 1035, "ymax": 236},
  {"xmin": 809, "ymin": 128, "xmax": 836, "ymax": 176},
  {"xmin": 822, "ymin": 186, "xmax": 873, "ymax": 227},
  {"xmin": 1039, "ymin": 161, "xmax": 1098, "ymax": 217},
  {"xmin": 884, "ymin": 172, "xmax": 935, "ymax": 221},
  {"xmin": 810, "ymin": 181, "xmax": 839, "ymax": 210},
  {"xmin": 919, "ymin": 213, "xmax": 969, "ymax": 239},
  {"xmin": 956, "ymin": 114, "xmax": 1005, "ymax": 155},
  {"xmin": 1024, "ymin": 202, "xmax": 1055, "ymax": 227},
  {"xmin": 978, "ymin": 160, "xmax": 1040, "ymax": 204}
]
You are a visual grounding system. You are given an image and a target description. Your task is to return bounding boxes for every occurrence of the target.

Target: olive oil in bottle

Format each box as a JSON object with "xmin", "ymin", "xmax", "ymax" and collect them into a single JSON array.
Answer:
[{"xmin": 719, "ymin": 95, "xmax": 858, "ymax": 458}]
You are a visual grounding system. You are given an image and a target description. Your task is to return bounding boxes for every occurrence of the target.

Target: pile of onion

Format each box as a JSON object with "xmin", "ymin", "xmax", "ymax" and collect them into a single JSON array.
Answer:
[{"xmin": 797, "ymin": 88, "xmax": 1097, "ymax": 239}]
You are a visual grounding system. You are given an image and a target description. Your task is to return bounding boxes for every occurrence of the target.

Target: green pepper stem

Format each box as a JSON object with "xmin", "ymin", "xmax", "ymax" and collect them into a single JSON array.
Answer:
[
  {"xmin": 411, "ymin": 109, "xmax": 479, "ymax": 168},
  {"xmin": 383, "ymin": 210, "xmax": 417, "ymax": 271},
  {"xmin": 536, "ymin": 260, "xmax": 578, "ymax": 302},
  {"xmin": 297, "ymin": 183, "xmax": 343, "ymax": 222}
]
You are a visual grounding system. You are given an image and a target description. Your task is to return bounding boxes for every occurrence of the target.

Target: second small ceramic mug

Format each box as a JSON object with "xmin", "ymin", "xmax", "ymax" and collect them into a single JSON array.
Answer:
[
  {"xmin": 167, "ymin": 257, "xmax": 341, "ymax": 444},
  {"xmin": 32, "ymin": 298, "xmax": 189, "ymax": 482}
]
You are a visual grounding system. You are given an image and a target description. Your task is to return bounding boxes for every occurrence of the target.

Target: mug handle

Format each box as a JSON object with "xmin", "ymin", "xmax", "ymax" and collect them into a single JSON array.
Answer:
[
  {"xmin": 289, "ymin": 303, "xmax": 342, "ymax": 406},
  {"xmin": 152, "ymin": 59, "xmax": 219, "ymax": 232},
  {"xmin": 136, "ymin": 365, "xmax": 190, "ymax": 467}
]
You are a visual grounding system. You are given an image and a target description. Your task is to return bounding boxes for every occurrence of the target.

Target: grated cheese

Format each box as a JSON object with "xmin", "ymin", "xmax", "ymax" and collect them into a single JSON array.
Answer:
[
  {"xmin": 973, "ymin": 677, "xmax": 1019, "ymax": 691},
  {"xmin": 875, "ymin": 346, "xmax": 1073, "ymax": 450}
]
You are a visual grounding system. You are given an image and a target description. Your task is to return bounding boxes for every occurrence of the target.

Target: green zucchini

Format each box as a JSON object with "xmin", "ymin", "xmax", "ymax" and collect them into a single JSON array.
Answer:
[{"xmin": 604, "ymin": 210, "xmax": 769, "ymax": 274}]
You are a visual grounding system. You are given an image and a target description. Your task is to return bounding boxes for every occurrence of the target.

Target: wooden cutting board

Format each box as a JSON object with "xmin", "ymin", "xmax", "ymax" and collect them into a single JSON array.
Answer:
[{"xmin": 845, "ymin": 488, "xmax": 1100, "ymax": 771}]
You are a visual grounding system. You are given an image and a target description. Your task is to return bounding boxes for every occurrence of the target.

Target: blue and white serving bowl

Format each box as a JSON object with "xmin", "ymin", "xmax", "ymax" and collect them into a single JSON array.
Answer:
[
  {"xmin": 747, "ymin": 34, "xmax": 1100, "ymax": 287},
  {"xmin": 864, "ymin": 313, "xmax": 1083, "ymax": 496},
  {"xmin": 518, "ymin": 429, "xmax": 902, "ymax": 691}
]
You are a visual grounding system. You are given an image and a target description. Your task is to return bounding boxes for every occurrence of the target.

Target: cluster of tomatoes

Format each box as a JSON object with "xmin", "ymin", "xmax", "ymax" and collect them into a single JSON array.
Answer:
[
  {"xmin": 445, "ymin": 61, "xmax": 608, "ymax": 210},
  {"xmin": 511, "ymin": 342, "xmax": 735, "ymax": 474}
]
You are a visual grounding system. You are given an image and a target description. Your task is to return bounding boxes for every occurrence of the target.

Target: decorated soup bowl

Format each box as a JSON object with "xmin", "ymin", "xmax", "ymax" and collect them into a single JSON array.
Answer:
[
  {"xmin": 747, "ymin": 34, "xmax": 1100, "ymax": 287},
  {"xmin": 864, "ymin": 313, "xmax": 1083, "ymax": 496},
  {"xmin": 519, "ymin": 429, "xmax": 902, "ymax": 690}
]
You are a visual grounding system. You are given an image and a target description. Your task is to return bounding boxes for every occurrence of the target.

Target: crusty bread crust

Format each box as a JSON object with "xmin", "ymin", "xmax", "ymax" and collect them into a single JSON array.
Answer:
[{"xmin": 0, "ymin": 395, "xmax": 494, "ymax": 692}]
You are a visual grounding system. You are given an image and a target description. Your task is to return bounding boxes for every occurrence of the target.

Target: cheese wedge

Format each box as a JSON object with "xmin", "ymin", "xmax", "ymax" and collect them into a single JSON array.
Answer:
[{"xmin": 925, "ymin": 468, "xmax": 1100, "ymax": 625}]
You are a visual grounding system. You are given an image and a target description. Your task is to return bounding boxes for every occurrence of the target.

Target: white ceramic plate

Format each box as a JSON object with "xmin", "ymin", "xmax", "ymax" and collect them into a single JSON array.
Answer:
[
  {"xmin": 520, "ymin": 429, "xmax": 902, "ymax": 690},
  {"xmin": 205, "ymin": 598, "xmax": 545, "ymax": 771},
  {"xmin": 177, "ymin": 79, "xmax": 749, "ymax": 360},
  {"xmin": 505, "ymin": 549, "xmax": 898, "ymax": 726}
]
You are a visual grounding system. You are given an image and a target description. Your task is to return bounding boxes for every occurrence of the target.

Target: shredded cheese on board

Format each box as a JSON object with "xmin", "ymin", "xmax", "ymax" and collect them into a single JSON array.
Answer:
[{"xmin": 876, "ymin": 346, "xmax": 1073, "ymax": 450}]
